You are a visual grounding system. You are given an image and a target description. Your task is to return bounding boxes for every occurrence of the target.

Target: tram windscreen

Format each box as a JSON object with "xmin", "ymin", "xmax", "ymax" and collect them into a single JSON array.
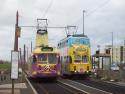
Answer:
[
  {"xmin": 48, "ymin": 53, "xmax": 58, "ymax": 64},
  {"xmin": 74, "ymin": 55, "xmax": 82, "ymax": 63},
  {"xmin": 37, "ymin": 54, "xmax": 47, "ymax": 63},
  {"xmin": 74, "ymin": 55, "xmax": 88, "ymax": 63},
  {"xmin": 82, "ymin": 56, "xmax": 88, "ymax": 63}
]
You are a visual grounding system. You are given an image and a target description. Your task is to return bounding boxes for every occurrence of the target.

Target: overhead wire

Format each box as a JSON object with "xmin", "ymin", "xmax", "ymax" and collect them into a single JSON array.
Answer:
[
  {"xmin": 86, "ymin": 0, "xmax": 111, "ymax": 16},
  {"xmin": 72, "ymin": 0, "xmax": 111, "ymax": 26},
  {"xmin": 42, "ymin": 0, "xmax": 54, "ymax": 18}
]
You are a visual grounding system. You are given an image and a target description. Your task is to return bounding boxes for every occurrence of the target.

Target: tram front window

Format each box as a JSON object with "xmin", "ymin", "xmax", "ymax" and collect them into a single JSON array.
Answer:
[
  {"xmin": 82, "ymin": 56, "xmax": 88, "ymax": 63},
  {"xmin": 74, "ymin": 55, "xmax": 82, "ymax": 63},
  {"xmin": 38, "ymin": 54, "xmax": 47, "ymax": 63},
  {"xmin": 48, "ymin": 54, "xmax": 57, "ymax": 64}
]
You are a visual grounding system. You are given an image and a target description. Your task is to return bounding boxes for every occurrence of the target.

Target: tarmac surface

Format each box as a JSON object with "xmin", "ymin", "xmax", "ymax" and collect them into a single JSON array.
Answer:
[
  {"xmin": 0, "ymin": 74, "xmax": 34, "ymax": 94},
  {"xmin": 0, "ymin": 74, "xmax": 125, "ymax": 94}
]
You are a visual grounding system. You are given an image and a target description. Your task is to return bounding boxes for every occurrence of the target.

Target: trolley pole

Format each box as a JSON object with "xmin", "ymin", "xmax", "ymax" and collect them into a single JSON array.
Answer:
[{"xmin": 83, "ymin": 10, "xmax": 85, "ymax": 35}]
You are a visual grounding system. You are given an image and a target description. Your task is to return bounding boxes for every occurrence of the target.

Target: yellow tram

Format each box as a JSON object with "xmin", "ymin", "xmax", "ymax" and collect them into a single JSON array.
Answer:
[{"xmin": 58, "ymin": 34, "xmax": 91, "ymax": 77}]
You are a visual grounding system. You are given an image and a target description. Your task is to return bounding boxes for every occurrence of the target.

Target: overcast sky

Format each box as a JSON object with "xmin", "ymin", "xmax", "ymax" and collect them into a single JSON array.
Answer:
[{"xmin": 0, "ymin": 0, "xmax": 125, "ymax": 61}]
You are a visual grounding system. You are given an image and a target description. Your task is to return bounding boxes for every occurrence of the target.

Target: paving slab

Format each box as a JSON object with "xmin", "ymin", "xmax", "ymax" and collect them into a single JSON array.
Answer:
[
  {"xmin": 0, "ymin": 83, "xmax": 27, "ymax": 89},
  {"xmin": 0, "ymin": 89, "xmax": 20, "ymax": 94}
]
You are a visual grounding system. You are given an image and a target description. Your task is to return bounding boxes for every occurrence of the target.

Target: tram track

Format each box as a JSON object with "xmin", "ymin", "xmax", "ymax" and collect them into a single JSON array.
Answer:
[
  {"xmin": 71, "ymin": 79, "xmax": 125, "ymax": 94},
  {"xmin": 28, "ymin": 77, "xmax": 86, "ymax": 94},
  {"xmin": 27, "ymin": 77, "xmax": 125, "ymax": 94},
  {"xmin": 58, "ymin": 78, "xmax": 111, "ymax": 94}
]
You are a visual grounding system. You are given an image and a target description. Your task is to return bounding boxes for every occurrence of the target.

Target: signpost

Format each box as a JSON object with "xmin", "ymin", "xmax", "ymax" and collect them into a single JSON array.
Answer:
[
  {"xmin": 11, "ymin": 51, "xmax": 19, "ymax": 79},
  {"xmin": 12, "ymin": 11, "xmax": 20, "ymax": 94},
  {"xmin": 11, "ymin": 51, "xmax": 19, "ymax": 94}
]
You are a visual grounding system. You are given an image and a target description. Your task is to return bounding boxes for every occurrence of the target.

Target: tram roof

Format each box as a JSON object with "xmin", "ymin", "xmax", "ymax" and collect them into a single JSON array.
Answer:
[{"xmin": 58, "ymin": 34, "xmax": 88, "ymax": 42}]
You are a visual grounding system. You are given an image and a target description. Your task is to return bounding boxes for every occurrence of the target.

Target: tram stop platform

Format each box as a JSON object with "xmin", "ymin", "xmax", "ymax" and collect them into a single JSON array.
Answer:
[
  {"xmin": 0, "ymin": 82, "xmax": 34, "ymax": 94},
  {"xmin": 0, "ymin": 74, "xmax": 34, "ymax": 94}
]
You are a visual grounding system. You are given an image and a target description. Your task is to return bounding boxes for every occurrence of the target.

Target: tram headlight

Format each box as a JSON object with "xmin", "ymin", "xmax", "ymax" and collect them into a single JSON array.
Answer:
[
  {"xmin": 32, "ymin": 71, "xmax": 37, "ymax": 75},
  {"xmin": 38, "ymin": 65, "xmax": 42, "ymax": 70},
  {"xmin": 57, "ymin": 71, "xmax": 60, "ymax": 75}
]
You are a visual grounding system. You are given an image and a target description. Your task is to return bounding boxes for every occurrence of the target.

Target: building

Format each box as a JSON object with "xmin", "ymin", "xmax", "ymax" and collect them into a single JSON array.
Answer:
[{"xmin": 105, "ymin": 45, "xmax": 125, "ymax": 64}]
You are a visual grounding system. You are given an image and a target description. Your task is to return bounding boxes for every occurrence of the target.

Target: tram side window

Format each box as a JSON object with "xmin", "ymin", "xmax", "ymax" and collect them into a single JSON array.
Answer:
[
  {"xmin": 82, "ymin": 56, "xmax": 88, "ymax": 63},
  {"xmin": 48, "ymin": 54, "xmax": 57, "ymax": 64}
]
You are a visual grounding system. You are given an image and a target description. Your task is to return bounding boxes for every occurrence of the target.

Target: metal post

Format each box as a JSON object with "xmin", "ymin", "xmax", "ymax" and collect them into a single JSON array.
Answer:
[
  {"xmin": 12, "ymin": 11, "xmax": 19, "ymax": 94},
  {"xmin": 14, "ymin": 11, "xmax": 19, "ymax": 51},
  {"xmin": 124, "ymin": 39, "xmax": 125, "ymax": 63},
  {"xmin": 94, "ymin": 57, "xmax": 95, "ymax": 69},
  {"xmin": 31, "ymin": 41, "xmax": 32, "ymax": 53},
  {"xmin": 97, "ymin": 45, "xmax": 100, "ymax": 69},
  {"xmin": 19, "ymin": 48, "xmax": 23, "ymax": 82},
  {"xmin": 102, "ymin": 57, "xmax": 104, "ymax": 69},
  {"xmin": 27, "ymin": 47, "xmax": 28, "ymax": 62},
  {"xmin": 83, "ymin": 10, "xmax": 85, "ymax": 35},
  {"xmin": 112, "ymin": 32, "xmax": 113, "ymax": 65},
  {"xmin": 24, "ymin": 44, "xmax": 26, "ymax": 73}
]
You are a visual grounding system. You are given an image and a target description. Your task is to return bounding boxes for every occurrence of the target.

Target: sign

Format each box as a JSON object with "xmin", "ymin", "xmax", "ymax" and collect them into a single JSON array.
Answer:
[
  {"xmin": 11, "ymin": 51, "xmax": 19, "ymax": 79},
  {"xmin": 41, "ymin": 47, "xmax": 53, "ymax": 51},
  {"xmin": 76, "ymin": 47, "xmax": 87, "ymax": 52}
]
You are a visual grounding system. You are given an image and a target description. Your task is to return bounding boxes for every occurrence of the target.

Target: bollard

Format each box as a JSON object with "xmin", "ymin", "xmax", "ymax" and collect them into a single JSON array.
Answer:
[
  {"xmin": 1, "ymin": 76, "xmax": 3, "ymax": 81},
  {"xmin": 4, "ymin": 75, "xmax": 6, "ymax": 80}
]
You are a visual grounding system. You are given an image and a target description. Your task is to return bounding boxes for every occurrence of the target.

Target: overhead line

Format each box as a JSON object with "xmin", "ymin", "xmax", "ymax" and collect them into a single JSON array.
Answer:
[
  {"xmin": 20, "ymin": 26, "xmax": 66, "ymax": 29},
  {"xmin": 42, "ymin": 0, "xmax": 54, "ymax": 18},
  {"xmin": 72, "ymin": 0, "xmax": 111, "ymax": 26},
  {"xmin": 86, "ymin": 0, "xmax": 111, "ymax": 16}
]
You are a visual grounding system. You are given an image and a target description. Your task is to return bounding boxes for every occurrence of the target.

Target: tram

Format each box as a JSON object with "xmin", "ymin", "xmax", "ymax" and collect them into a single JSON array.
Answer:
[
  {"xmin": 27, "ymin": 19, "xmax": 60, "ymax": 79},
  {"xmin": 27, "ymin": 46, "xmax": 60, "ymax": 79},
  {"xmin": 58, "ymin": 34, "xmax": 91, "ymax": 77}
]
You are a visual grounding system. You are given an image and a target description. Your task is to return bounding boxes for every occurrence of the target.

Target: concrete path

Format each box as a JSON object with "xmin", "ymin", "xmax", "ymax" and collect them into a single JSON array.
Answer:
[
  {"xmin": 0, "ymin": 83, "xmax": 27, "ymax": 94},
  {"xmin": 0, "ymin": 83, "xmax": 27, "ymax": 89},
  {"xmin": 0, "ymin": 89, "xmax": 20, "ymax": 94}
]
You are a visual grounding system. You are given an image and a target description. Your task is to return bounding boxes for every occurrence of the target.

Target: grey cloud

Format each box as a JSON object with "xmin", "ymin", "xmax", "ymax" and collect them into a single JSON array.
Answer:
[{"xmin": 0, "ymin": 0, "xmax": 125, "ymax": 60}]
